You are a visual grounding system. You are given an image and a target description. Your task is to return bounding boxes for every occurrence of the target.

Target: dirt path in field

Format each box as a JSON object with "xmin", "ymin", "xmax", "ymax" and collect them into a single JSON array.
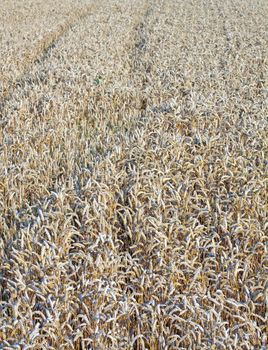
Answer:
[{"xmin": 1, "ymin": 0, "xmax": 267, "ymax": 349}]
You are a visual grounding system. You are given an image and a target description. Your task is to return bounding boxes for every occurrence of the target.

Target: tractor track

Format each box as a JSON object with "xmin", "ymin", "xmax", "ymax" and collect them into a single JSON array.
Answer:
[
  {"xmin": 0, "ymin": 0, "xmax": 267, "ymax": 348},
  {"xmin": 0, "ymin": 4, "xmax": 95, "ymax": 116}
]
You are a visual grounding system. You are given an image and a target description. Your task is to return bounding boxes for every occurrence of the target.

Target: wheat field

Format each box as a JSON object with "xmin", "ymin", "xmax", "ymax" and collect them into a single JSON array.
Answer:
[{"xmin": 0, "ymin": 0, "xmax": 267, "ymax": 349}]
